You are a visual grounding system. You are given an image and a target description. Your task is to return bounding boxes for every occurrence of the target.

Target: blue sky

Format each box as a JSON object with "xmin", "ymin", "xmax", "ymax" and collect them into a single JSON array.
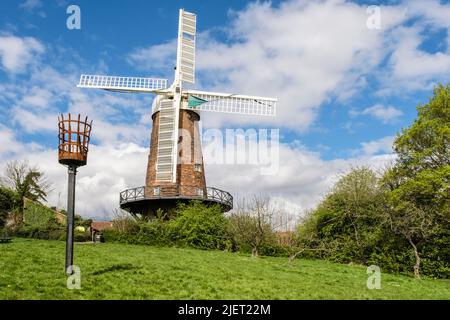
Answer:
[{"xmin": 1, "ymin": 0, "xmax": 450, "ymax": 217}]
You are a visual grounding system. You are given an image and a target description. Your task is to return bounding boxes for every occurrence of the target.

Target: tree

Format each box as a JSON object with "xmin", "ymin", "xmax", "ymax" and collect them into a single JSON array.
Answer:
[
  {"xmin": 227, "ymin": 195, "xmax": 281, "ymax": 257},
  {"xmin": 295, "ymin": 167, "xmax": 390, "ymax": 263},
  {"xmin": 0, "ymin": 186, "xmax": 20, "ymax": 227},
  {"xmin": 0, "ymin": 160, "xmax": 52, "ymax": 212},
  {"xmin": 384, "ymin": 83, "xmax": 450, "ymax": 278},
  {"xmin": 170, "ymin": 201, "xmax": 227, "ymax": 249},
  {"xmin": 332, "ymin": 167, "xmax": 385, "ymax": 248},
  {"xmin": 394, "ymin": 84, "xmax": 450, "ymax": 173}
]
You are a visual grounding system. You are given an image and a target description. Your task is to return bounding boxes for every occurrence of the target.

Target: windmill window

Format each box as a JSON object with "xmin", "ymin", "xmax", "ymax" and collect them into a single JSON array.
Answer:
[
  {"xmin": 153, "ymin": 187, "xmax": 160, "ymax": 196},
  {"xmin": 194, "ymin": 164, "xmax": 202, "ymax": 172}
]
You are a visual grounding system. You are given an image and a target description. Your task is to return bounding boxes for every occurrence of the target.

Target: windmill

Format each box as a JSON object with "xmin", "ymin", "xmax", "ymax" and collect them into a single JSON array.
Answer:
[{"xmin": 77, "ymin": 9, "xmax": 277, "ymax": 217}]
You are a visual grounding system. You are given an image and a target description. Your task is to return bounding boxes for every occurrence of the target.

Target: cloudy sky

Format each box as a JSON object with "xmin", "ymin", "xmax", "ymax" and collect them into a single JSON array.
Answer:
[{"xmin": 0, "ymin": 0, "xmax": 449, "ymax": 219}]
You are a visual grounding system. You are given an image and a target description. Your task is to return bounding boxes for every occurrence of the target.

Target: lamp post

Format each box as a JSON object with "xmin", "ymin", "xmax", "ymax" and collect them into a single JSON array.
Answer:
[{"xmin": 58, "ymin": 113, "xmax": 92, "ymax": 275}]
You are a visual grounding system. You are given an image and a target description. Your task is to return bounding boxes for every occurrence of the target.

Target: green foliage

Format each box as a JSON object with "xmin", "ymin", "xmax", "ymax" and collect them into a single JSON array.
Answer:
[
  {"xmin": 104, "ymin": 214, "xmax": 169, "ymax": 245},
  {"xmin": 296, "ymin": 84, "xmax": 450, "ymax": 278},
  {"xmin": 7, "ymin": 199, "xmax": 93, "ymax": 242},
  {"xmin": 394, "ymin": 84, "xmax": 450, "ymax": 173},
  {"xmin": 101, "ymin": 229, "xmax": 126, "ymax": 243},
  {"xmin": 136, "ymin": 218, "xmax": 170, "ymax": 245},
  {"xmin": 385, "ymin": 83, "xmax": 450, "ymax": 277},
  {"xmin": 226, "ymin": 196, "xmax": 279, "ymax": 257},
  {"xmin": 1, "ymin": 161, "xmax": 51, "ymax": 210},
  {"xmin": 259, "ymin": 242, "xmax": 293, "ymax": 257},
  {"xmin": 0, "ymin": 186, "xmax": 20, "ymax": 227},
  {"xmin": 13, "ymin": 219, "xmax": 65, "ymax": 241},
  {"xmin": 297, "ymin": 167, "xmax": 390, "ymax": 260},
  {"xmin": 74, "ymin": 230, "xmax": 91, "ymax": 242},
  {"xmin": 104, "ymin": 201, "xmax": 228, "ymax": 250},
  {"xmin": 23, "ymin": 201, "xmax": 57, "ymax": 227},
  {"xmin": 226, "ymin": 214, "xmax": 275, "ymax": 255},
  {"xmin": 169, "ymin": 201, "xmax": 227, "ymax": 249},
  {"xmin": 294, "ymin": 166, "xmax": 448, "ymax": 277},
  {"xmin": 74, "ymin": 215, "xmax": 92, "ymax": 229}
]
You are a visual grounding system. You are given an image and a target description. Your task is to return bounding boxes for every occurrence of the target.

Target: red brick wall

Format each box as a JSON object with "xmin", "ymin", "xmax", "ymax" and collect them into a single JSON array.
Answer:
[{"xmin": 145, "ymin": 107, "xmax": 206, "ymax": 198}]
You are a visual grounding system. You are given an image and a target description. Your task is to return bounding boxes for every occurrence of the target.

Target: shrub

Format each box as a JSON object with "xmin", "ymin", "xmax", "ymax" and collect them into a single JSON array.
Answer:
[
  {"xmin": 74, "ymin": 230, "xmax": 91, "ymax": 242},
  {"xmin": 13, "ymin": 220, "xmax": 65, "ymax": 240},
  {"xmin": 295, "ymin": 166, "xmax": 450, "ymax": 278},
  {"xmin": 259, "ymin": 242, "xmax": 293, "ymax": 257},
  {"xmin": 23, "ymin": 201, "xmax": 57, "ymax": 227},
  {"xmin": 0, "ymin": 186, "xmax": 20, "ymax": 227},
  {"xmin": 136, "ymin": 218, "xmax": 170, "ymax": 245},
  {"xmin": 101, "ymin": 229, "xmax": 123, "ymax": 242},
  {"xmin": 169, "ymin": 201, "xmax": 227, "ymax": 249}
]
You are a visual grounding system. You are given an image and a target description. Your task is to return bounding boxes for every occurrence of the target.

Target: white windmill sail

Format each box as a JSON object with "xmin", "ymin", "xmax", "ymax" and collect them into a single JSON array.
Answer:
[
  {"xmin": 185, "ymin": 90, "xmax": 277, "ymax": 116},
  {"xmin": 156, "ymin": 9, "xmax": 197, "ymax": 183},
  {"xmin": 77, "ymin": 75, "xmax": 168, "ymax": 93},
  {"xmin": 155, "ymin": 99, "xmax": 179, "ymax": 181},
  {"xmin": 175, "ymin": 9, "xmax": 196, "ymax": 84}
]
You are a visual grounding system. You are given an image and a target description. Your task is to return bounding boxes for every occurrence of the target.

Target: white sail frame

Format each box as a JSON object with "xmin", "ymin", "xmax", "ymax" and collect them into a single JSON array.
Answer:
[
  {"xmin": 184, "ymin": 90, "xmax": 277, "ymax": 116},
  {"xmin": 77, "ymin": 75, "xmax": 168, "ymax": 93},
  {"xmin": 175, "ymin": 9, "xmax": 196, "ymax": 85}
]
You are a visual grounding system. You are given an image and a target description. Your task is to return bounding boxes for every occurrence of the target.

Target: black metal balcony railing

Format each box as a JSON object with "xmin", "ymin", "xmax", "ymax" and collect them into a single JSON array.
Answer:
[{"xmin": 119, "ymin": 185, "xmax": 233, "ymax": 210}]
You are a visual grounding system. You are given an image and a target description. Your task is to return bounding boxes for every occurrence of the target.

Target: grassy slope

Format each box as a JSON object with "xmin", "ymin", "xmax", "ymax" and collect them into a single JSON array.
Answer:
[{"xmin": 0, "ymin": 238, "xmax": 449, "ymax": 300}]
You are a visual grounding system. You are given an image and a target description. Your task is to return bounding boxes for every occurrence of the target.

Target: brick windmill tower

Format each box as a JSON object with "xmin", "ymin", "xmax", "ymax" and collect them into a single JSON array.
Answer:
[{"xmin": 77, "ymin": 9, "xmax": 277, "ymax": 217}]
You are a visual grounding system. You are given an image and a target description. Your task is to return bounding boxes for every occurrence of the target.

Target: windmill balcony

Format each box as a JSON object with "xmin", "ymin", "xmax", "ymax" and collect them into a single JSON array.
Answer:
[{"xmin": 119, "ymin": 185, "xmax": 233, "ymax": 213}]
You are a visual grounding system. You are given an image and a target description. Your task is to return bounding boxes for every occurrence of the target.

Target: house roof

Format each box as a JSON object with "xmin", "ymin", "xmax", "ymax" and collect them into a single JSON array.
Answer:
[{"xmin": 91, "ymin": 221, "xmax": 114, "ymax": 231}]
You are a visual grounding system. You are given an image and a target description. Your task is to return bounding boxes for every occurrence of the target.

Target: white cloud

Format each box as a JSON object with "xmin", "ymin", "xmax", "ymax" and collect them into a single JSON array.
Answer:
[
  {"xmin": 0, "ymin": 126, "xmax": 394, "ymax": 219},
  {"xmin": 19, "ymin": 0, "xmax": 46, "ymax": 18},
  {"xmin": 0, "ymin": 139, "xmax": 148, "ymax": 219},
  {"xmin": 376, "ymin": 0, "xmax": 450, "ymax": 93},
  {"xmin": 0, "ymin": 39, "xmax": 156, "ymax": 217},
  {"xmin": 12, "ymin": 108, "xmax": 56, "ymax": 133},
  {"xmin": 360, "ymin": 136, "xmax": 395, "ymax": 156},
  {"xmin": 388, "ymin": 26, "xmax": 450, "ymax": 83},
  {"xmin": 0, "ymin": 125, "xmax": 23, "ymax": 155},
  {"xmin": 126, "ymin": 40, "xmax": 177, "ymax": 77},
  {"xmin": 127, "ymin": 0, "xmax": 407, "ymax": 131},
  {"xmin": 19, "ymin": 0, "xmax": 43, "ymax": 11},
  {"xmin": 1, "ymin": 60, "xmax": 152, "ymax": 147},
  {"xmin": 405, "ymin": 0, "xmax": 450, "ymax": 29},
  {"xmin": 0, "ymin": 35, "xmax": 44, "ymax": 73},
  {"xmin": 351, "ymin": 104, "xmax": 403, "ymax": 124},
  {"xmin": 21, "ymin": 87, "xmax": 53, "ymax": 108},
  {"xmin": 125, "ymin": 0, "xmax": 450, "ymax": 129},
  {"xmin": 203, "ymin": 137, "xmax": 395, "ymax": 214},
  {"xmin": 197, "ymin": 0, "xmax": 394, "ymax": 130}
]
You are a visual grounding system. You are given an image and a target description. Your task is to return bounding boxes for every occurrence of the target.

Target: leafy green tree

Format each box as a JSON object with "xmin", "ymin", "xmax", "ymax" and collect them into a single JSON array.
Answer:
[
  {"xmin": 394, "ymin": 84, "xmax": 450, "ymax": 172},
  {"xmin": 169, "ymin": 201, "xmax": 227, "ymax": 249},
  {"xmin": 23, "ymin": 200, "xmax": 59, "ymax": 227},
  {"xmin": 0, "ymin": 160, "xmax": 51, "ymax": 212},
  {"xmin": 293, "ymin": 85, "xmax": 450, "ymax": 278},
  {"xmin": 296, "ymin": 167, "xmax": 391, "ymax": 263},
  {"xmin": 0, "ymin": 186, "xmax": 20, "ymax": 227},
  {"xmin": 384, "ymin": 83, "xmax": 450, "ymax": 278}
]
